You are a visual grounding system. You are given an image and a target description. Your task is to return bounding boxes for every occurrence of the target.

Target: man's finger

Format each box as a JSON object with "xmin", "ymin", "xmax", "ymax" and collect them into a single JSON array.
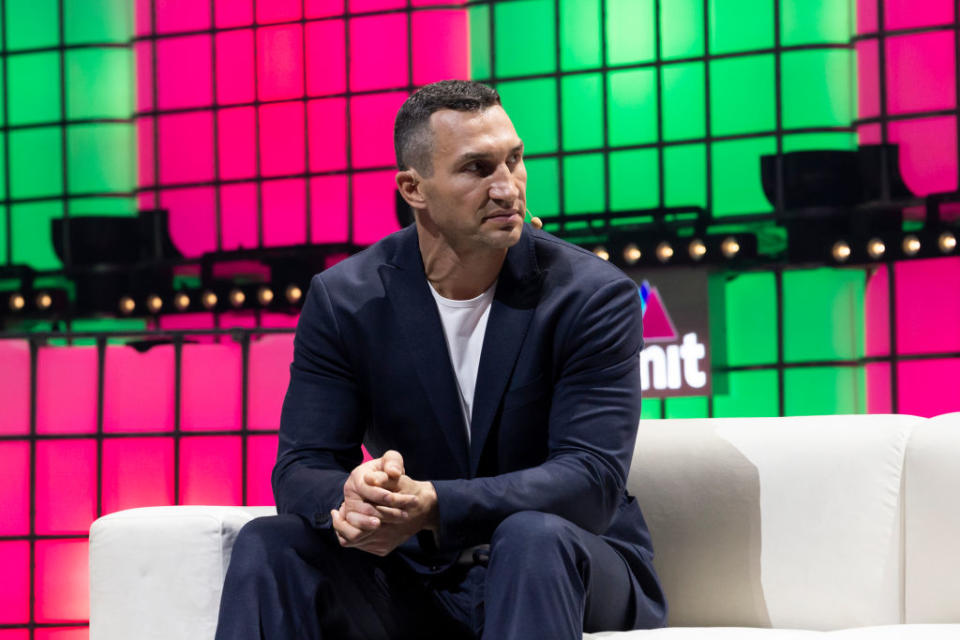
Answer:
[
  {"xmin": 330, "ymin": 508, "xmax": 367, "ymax": 544},
  {"xmin": 382, "ymin": 450, "xmax": 404, "ymax": 479},
  {"xmin": 344, "ymin": 509, "xmax": 381, "ymax": 531},
  {"xmin": 373, "ymin": 504, "xmax": 408, "ymax": 523},
  {"xmin": 353, "ymin": 481, "xmax": 419, "ymax": 508}
]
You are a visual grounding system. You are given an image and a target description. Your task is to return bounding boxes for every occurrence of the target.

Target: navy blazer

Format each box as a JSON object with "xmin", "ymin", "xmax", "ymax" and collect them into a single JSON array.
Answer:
[{"xmin": 273, "ymin": 223, "xmax": 658, "ymax": 582}]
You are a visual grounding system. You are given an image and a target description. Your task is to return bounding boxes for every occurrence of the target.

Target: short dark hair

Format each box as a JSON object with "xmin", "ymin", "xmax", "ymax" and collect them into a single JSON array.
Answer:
[{"xmin": 394, "ymin": 80, "xmax": 501, "ymax": 175}]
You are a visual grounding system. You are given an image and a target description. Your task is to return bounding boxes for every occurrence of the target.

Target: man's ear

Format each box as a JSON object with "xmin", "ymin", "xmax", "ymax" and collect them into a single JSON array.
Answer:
[{"xmin": 396, "ymin": 169, "xmax": 427, "ymax": 211}]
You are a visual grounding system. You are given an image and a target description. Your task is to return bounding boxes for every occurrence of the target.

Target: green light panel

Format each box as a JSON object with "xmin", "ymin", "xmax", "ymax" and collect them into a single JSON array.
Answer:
[
  {"xmin": 1, "ymin": 0, "xmax": 136, "ymax": 270},
  {"xmin": 470, "ymin": 0, "xmax": 856, "ymax": 226}
]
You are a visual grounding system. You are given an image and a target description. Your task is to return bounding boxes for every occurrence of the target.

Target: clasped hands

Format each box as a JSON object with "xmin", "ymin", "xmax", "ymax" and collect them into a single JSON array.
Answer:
[{"xmin": 331, "ymin": 450, "xmax": 438, "ymax": 557}]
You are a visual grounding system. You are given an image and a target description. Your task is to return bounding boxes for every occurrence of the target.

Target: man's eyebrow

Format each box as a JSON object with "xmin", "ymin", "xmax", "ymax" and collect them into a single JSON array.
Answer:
[{"xmin": 454, "ymin": 144, "xmax": 524, "ymax": 165}]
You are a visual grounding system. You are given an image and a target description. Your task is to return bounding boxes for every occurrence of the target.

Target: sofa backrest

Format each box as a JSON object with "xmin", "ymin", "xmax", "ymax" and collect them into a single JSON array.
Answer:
[
  {"xmin": 904, "ymin": 412, "xmax": 960, "ymax": 623},
  {"xmin": 627, "ymin": 414, "xmax": 922, "ymax": 630}
]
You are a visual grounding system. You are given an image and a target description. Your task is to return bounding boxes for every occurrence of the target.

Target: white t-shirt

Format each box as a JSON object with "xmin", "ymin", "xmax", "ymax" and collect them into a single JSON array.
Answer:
[{"xmin": 427, "ymin": 281, "xmax": 496, "ymax": 444}]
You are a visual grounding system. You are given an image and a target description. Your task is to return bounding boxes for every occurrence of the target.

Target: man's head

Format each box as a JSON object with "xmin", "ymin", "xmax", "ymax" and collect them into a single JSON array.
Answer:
[
  {"xmin": 395, "ymin": 80, "xmax": 527, "ymax": 253},
  {"xmin": 394, "ymin": 80, "xmax": 502, "ymax": 176}
]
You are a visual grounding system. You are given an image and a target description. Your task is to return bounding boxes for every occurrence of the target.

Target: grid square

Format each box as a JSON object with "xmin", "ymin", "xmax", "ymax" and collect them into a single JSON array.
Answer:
[
  {"xmin": 888, "ymin": 116, "xmax": 958, "ymax": 196},
  {"xmin": 468, "ymin": 4, "xmax": 491, "ymax": 80},
  {"xmin": 780, "ymin": 0, "xmax": 852, "ymax": 46},
  {"xmin": 10, "ymin": 202, "xmax": 64, "ymax": 270},
  {"xmin": 785, "ymin": 366, "xmax": 866, "ymax": 416},
  {"xmin": 308, "ymin": 98, "xmax": 347, "ymax": 172},
  {"xmin": 7, "ymin": 52, "xmax": 61, "ymax": 126},
  {"xmin": 0, "ymin": 630, "xmax": 29, "ymax": 639},
  {"xmin": 856, "ymin": 40, "xmax": 880, "ymax": 119},
  {"xmin": 783, "ymin": 268, "xmax": 865, "ymax": 363},
  {"xmin": 179, "ymin": 436, "xmax": 243, "ymax": 505},
  {"xmin": 67, "ymin": 124, "xmax": 137, "ymax": 194},
  {"xmin": 606, "ymin": 0, "xmax": 654, "ymax": 66},
  {"xmin": 664, "ymin": 144, "xmax": 706, "ymax": 209},
  {"xmin": 35, "ymin": 439, "xmax": 97, "ymax": 534},
  {"xmin": 0, "ymin": 442, "xmax": 29, "ymax": 535},
  {"xmin": 0, "ymin": 542, "xmax": 29, "ymax": 624},
  {"xmin": 156, "ymin": 35, "xmax": 213, "ymax": 110},
  {"xmin": 560, "ymin": 0, "xmax": 601, "ymax": 71},
  {"xmin": 708, "ymin": 0, "xmax": 774, "ymax": 55},
  {"xmin": 350, "ymin": 14, "xmax": 408, "ymax": 92},
  {"xmin": 352, "ymin": 170, "xmax": 401, "ymax": 244},
  {"xmin": 220, "ymin": 182, "xmax": 259, "ymax": 250},
  {"xmin": 350, "ymin": 92, "xmax": 408, "ymax": 168},
  {"xmin": 712, "ymin": 370, "xmax": 779, "ymax": 418},
  {"xmin": 560, "ymin": 74, "xmax": 603, "ymax": 151},
  {"xmin": 885, "ymin": 31, "xmax": 956, "ymax": 115},
  {"xmin": 412, "ymin": 10, "xmax": 470, "ymax": 86},
  {"xmin": 102, "ymin": 437, "xmax": 175, "ymax": 513},
  {"xmin": 781, "ymin": 49, "xmax": 853, "ymax": 130},
  {"xmin": 662, "ymin": 62, "xmax": 705, "ymax": 141},
  {"xmin": 664, "ymin": 396, "xmax": 708, "ymax": 419},
  {"xmin": 70, "ymin": 0, "xmax": 130, "ymax": 48},
  {"xmin": 259, "ymin": 101, "xmax": 306, "ymax": 177},
  {"xmin": 781, "ymin": 132, "xmax": 856, "ymax": 152},
  {"xmin": 34, "ymin": 539, "xmax": 89, "ymax": 622},
  {"xmin": 563, "ymin": 154, "xmax": 604, "ymax": 214},
  {"xmin": 162, "ymin": 186, "xmax": 217, "ymax": 257},
  {"xmin": 257, "ymin": 24, "xmax": 305, "ymax": 102},
  {"xmin": 154, "ymin": 0, "xmax": 211, "ymax": 34},
  {"xmin": 306, "ymin": 19, "xmax": 346, "ymax": 96},
  {"xmin": 710, "ymin": 55, "xmax": 776, "ymax": 136},
  {"xmin": 263, "ymin": 178, "xmax": 307, "ymax": 246},
  {"xmin": 712, "ymin": 271, "xmax": 777, "ymax": 367},
  {"xmin": 218, "ymin": 106, "xmax": 257, "ymax": 180},
  {"xmin": 711, "ymin": 136, "xmax": 776, "ymax": 216},
  {"xmin": 660, "ymin": 0, "xmax": 704, "ymax": 60},
  {"xmin": 310, "ymin": 175, "xmax": 349, "ymax": 243},
  {"xmin": 640, "ymin": 398, "xmax": 662, "ymax": 419},
  {"xmin": 523, "ymin": 157, "xmax": 559, "ymax": 218},
  {"xmin": 216, "ymin": 29, "xmax": 255, "ymax": 105},
  {"xmin": 306, "ymin": 0, "xmax": 345, "ymax": 18},
  {"xmin": 895, "ymin": 258, "xmax": 960, "ymax": 355},
  {"xmin": 0, "ymin": 341, "xmax": 30, "ymax": 435},
  {"xmin": 5, "ymin": 0, "xmax": 58, "ymax": 51},
  {"xmin": 135, "ymin": 41, "xmax": 154, "ymax": 110},
  {"xmin": 497, "ymin": 78, "xmax": 558, "ymax": 154},
  {"xmin": 884, "ymin": 0, "xmax": 954, "ymax": 31},
  {"xmin": 256, "ymin": 0, "xmax": 301, "ymax": 23},
  {"xmin": 158, "ymin": 111, "xmax": 215, "ymax": 184},
  {"xmin": 9, "ymin": 127, "xmax": 63, "ymax": 199},
  {"xmin": 137, "ymin": 117, "xmax": 154, "ymax": 186},
  {"xmin": 607, "ymin": 68, "xmax": 658, "ymax": 147},
  {"xmin": 865, "ymin": 363, "xmax": 892, "ymax": 414},
  {"xmin": 864, "ymin": 264, "xmax": 890, "ymax": 357},
  {"xmin": 609, "ymin": 148, "xmax": 658, "ymax": 211},
  {"xmin": 215, "ymin": 0, "xmax": 253, "ymax": 28},
  {"xmin": 350, "ymin": 0, "xmax": 404, "ymax": 10},
  {"xmin": 36, "ymin": 346, "xmax": 98, "ymax": 435},
  {"xmin": 103, "ymin": 344, "xmax": 175, "ymax": 433},
  {"xmin": 898, "ymin": 359, "xmax": 960, "ymax": 418},
  {"xmin": 249, "ymin": 334, "xmax": 295, "ymax": 430},
  {"xmin": 66, "ymin": 48, "xmax": 134, "ymax": 121},
  {"xmin": 181, "ymin": 344, "xmax": 243, "ymax": 431},
  {"xmin": 247, "ymin": 434, "xmax": 280, "ymax": 505},
  {"xmin": 34, "ymin": 629, "xmax": 88, "ymax": 640},
  {"xmin": 494, "ymin": 0, "xmax": 556, "ymax": 77}
]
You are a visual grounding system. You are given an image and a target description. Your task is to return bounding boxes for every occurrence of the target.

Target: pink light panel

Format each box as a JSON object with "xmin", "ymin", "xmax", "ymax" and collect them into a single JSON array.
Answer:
[
  {"xmin": 36, "ymin": 346, "xmax": 97, "ymax": 435},
  {"xmin": 35, "ymin": 440, "xmax": 98, "ymax": 535},
  {"xmin": 0, "ymin": 340, "xmax": 30, "ymax": 435},
  {"xmin": 35, "ymin": 540, "xmax": 89, "ymax": 622}
]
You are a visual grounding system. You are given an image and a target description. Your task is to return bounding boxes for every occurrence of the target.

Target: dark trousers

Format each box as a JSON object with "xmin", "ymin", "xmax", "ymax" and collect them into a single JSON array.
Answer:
[{"xmin": 214, "ymin": 511, "xmax": 667, "ymax": 640}]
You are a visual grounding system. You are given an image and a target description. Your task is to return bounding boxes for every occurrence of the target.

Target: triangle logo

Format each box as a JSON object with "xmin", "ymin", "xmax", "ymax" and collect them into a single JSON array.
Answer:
[{"xmin": 639, "ymin": 281, "xmax": 678, "ymax": 343}]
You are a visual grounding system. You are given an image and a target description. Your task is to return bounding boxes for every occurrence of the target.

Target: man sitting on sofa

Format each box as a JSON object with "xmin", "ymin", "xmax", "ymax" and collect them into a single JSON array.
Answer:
[{"xmin": 214, "ymin": 79, "xmax": 667, "ymax": 640}]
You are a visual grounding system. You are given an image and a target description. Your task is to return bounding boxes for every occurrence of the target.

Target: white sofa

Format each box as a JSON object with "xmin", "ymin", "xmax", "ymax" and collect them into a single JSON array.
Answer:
[{"xmin": 89, "ymin": 413, "xmax": 960, "ymax": 639}]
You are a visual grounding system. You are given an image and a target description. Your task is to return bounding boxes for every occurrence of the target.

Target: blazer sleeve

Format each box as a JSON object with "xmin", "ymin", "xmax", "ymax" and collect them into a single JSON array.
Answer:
[
  {"xmin": 430, "ymin": 275, "xmax": 644, "ymax": 550},
  {"xmin": 271, "ymin": 274, "xmax": 365, "ymax": 529}
]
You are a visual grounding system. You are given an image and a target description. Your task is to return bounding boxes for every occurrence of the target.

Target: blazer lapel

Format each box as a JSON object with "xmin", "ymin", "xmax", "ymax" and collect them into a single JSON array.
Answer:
[
  {"xmin": 380, "ymin": 227, "xmax": 470, "ymax": 477},
  {"xmin": 468, "ymin": 228, "xmax": 542, "ymax": 476}
]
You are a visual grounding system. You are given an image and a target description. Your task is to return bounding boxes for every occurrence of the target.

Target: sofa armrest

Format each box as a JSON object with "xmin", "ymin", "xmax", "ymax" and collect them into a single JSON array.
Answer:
[{"xmin": 89, "ymin": 505, "xmax": 276, "ymax": 640}]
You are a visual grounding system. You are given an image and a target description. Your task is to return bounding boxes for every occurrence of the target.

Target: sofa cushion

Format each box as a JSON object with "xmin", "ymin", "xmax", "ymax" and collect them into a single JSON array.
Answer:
[
  {"xmin": 904, "ymin": 412, "xmax": 960, "ymax": 623},
  {"xmin": 628, "ymin": 415, "xmax": 921, "ymax": 630}
]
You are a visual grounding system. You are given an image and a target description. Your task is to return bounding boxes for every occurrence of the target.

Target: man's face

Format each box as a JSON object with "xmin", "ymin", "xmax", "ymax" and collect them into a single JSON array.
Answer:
[{"xmin": 416, "ymin": 106, "xmax": 527, "ymax": 252}]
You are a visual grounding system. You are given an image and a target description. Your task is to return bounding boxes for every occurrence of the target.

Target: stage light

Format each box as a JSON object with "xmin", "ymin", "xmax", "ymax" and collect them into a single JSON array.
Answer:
[
  {"xmin": 593, "ymin": 246, "xmax": 610, "ymax": 261},
  {"xmin": 688, "ymin": 239, "xmax": 706, "ymax": 261},
  {"xmin": 902, "ymin": 235, "xmax": 921, "ymax": 256},
  {"xmin": 9, "ymin": 293, "xmax": 25, "ymax": 311},
  {"xmin": 174, "ymin": 292, "xmax": 190, "ymax": 311},
  {"xmin": 867, "ymin": 238, "xmax": 886, "ymax": 260},
  {"xmin": 146, "ymin": 295, "xmax": 163, "ymax": 313},
  {"xmin": 832, "ymin": 241, "xmax": 851, "ymax": 263},
  {"xmin": 118, "ymin": 296, "xmax": 136, "ymax": 315},
  {"xmin": 285, "ymin": 285, "xmax": 302, "ymax": 304},
  {"xmin": 257, "ymin": 286, "xmax": 274, "ymax": 306},
  {"xmin": 623, "ymin": 243, "xmax": 642, "ymax": 265},
  {"xmin": 656, "ymin": 242, "xmax": 673, "ymax": 263},
  {"xmin": 721, "ymin": 237, "xmax": 740, "ymax": 259},
  {"xmin": 36, "ymin": 292, "xmax": 52, "ymax": 310},
  {"xmin": 939, "ymin": 232, "xmax": 957, "ymax": 254},
  {"xmin": 229, "ymin": 288, "xmax": 246, "ymax": 308},
  {"xmin": 202, "ymin": 291, "xmax": 218, "ymax": 309}
]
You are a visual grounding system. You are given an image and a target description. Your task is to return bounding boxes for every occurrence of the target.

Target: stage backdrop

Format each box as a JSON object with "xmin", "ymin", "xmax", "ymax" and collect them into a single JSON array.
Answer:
[{"xmin": 1, "ymin": 1, "xmax": 959, "ymax": 638}]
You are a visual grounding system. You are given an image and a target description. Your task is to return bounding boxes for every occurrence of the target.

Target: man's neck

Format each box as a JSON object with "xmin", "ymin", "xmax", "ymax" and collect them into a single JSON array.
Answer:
[{"xmin": 417, "ymin": 228, "xmax": 507, "ymax": 300}]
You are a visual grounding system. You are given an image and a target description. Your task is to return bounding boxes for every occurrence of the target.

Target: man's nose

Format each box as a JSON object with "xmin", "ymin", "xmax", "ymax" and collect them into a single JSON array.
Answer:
[{"xmin": 489, "ymin": 164, "xmax": 520, "ymax": 203}]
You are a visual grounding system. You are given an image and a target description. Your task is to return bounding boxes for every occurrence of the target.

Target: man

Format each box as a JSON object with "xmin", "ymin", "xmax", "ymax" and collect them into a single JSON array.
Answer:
[{"xmin": 215, "ymin": 80, "xmax": 666, "ymax": 639}]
